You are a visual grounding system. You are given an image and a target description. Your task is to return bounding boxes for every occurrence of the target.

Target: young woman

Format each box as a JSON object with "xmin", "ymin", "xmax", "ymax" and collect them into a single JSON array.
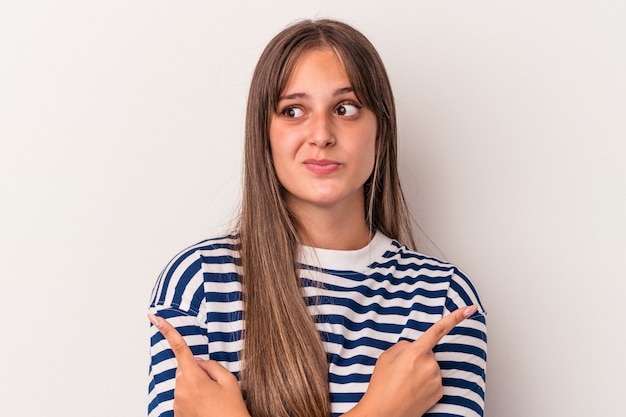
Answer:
[{"xmin": 148, "ymin": 19, "xmax": 487, "ymax": 417}]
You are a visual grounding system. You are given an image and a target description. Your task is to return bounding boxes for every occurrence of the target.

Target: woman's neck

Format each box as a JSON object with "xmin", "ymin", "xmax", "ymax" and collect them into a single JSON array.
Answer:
[{"xmin": 288, "ymin": 201, "xmax": 372, "ymax": 250}]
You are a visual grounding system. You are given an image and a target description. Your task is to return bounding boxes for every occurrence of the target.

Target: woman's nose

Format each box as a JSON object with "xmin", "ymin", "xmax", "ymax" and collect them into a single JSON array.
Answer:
[{"xmin": 309, "ymin": 113, "xmax": 336, "ymax": 148}]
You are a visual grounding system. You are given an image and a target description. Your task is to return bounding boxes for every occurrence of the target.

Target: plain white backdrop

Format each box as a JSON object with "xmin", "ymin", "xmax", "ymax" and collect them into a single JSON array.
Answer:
[{"xmin": 1, "ymin": 1, "xmax": 625, "ymax": 416}]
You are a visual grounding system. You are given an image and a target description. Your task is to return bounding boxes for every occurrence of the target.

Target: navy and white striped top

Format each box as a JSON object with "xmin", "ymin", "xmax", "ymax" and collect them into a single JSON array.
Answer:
[{"xmin": 148, "ymin": 231, "xmax": 487, "ymax": 417}]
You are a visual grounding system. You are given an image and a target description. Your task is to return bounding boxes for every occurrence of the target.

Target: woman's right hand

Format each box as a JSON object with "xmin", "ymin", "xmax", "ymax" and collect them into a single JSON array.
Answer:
[
  {"xmin": 348, "ymin": 305, "xmax": 478, "ymax": 417},
  {"xmin": 148, "ymin": 314, "xmax": 251, "ymax": 417}
]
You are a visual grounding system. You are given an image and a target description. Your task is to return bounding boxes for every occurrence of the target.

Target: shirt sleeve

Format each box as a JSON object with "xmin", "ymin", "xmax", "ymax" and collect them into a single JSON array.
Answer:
[
  {"xmin": 147, "ymin": 248, "xmax": 209, "ymax": 417},
  {"xmin": 425, "ymin": 267, "xmax": 488, "ymax": 417}
]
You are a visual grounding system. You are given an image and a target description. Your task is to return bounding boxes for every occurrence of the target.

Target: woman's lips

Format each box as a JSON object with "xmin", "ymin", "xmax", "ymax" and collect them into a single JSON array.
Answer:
[{"xmin": 303, "ymin": 159, "xmax": 340, "ymax": 175}]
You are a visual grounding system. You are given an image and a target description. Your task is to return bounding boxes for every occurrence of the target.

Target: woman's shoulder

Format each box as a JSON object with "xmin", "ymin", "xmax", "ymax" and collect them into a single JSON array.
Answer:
[
  {"xmin": 374, "ymin": 232, "xmax": 462, "ymax": 276},
  {"xmin": 163, "ymin": 234, "xmax": 240, "ymax": 269},
  {"xmin": 171, "ymin": 234, "xmax": 240, "ymax": 259},
  {"xmin": 149, "ymin": 234, "xmax": 241, "ymax": 314},
  {"xmin": 377, "ymin": 233, "xmax": 485, "ymax": 312}
]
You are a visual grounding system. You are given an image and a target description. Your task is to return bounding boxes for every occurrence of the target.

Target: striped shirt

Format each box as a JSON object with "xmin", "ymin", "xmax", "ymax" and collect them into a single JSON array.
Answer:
[{"xmin": 148, "ymin": 231, "xmax": 487, "ymax": 417}]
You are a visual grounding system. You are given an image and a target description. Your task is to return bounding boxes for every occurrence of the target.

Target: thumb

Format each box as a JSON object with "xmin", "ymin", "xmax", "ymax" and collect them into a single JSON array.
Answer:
[{"xmin": 196, "ymin": 360, "xmax": 235, "ymax": 384}]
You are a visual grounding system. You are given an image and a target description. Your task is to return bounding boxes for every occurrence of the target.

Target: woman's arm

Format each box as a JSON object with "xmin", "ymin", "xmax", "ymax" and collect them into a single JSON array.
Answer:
[
  {"xmin": 148, "ymin": 243, "xmax": 215, "ymax": 417},
  {"xmin": 149, "ymin": 313, "xmax": 250, "ymax": 417},
  {"xmin": 149, "ymin": 305, "xmax": 478, "ymax": 417},
  {"xmin": 148, "ymin": 308, "xmax": 210, "ymax": 417},
  {"xmin": 425, "ymin": 268, "xmax": 487, "ymax": 417},
  {"xmin": 149, "ymin": 314, "xmax": 250, "ymax": 417}
]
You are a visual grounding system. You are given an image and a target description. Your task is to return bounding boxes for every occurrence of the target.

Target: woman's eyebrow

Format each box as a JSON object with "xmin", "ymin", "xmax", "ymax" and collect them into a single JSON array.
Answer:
[
  {"xmin": 333, "ymin": 87, "xmax": 354, "ymax": 96},
  {"xmin": 278, "ymin": 87, "xmax": 354, "ymax": 101},
  {"xmin": 278, "ymin": 92, "xmax": 310, "ymax": 101}
]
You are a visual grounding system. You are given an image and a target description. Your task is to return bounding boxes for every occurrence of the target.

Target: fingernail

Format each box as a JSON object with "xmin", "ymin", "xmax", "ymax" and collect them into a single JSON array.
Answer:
[
  {"xmin": 148, "ymin": 313, "xmax": 162, "ymax": 328},
  {"xmin": 463, "ymin": 305, "xmax": 478, "ymax": 318},
  {"xmin": 194, "ymin": 357, "xmax": 204, "ymax": 362}
]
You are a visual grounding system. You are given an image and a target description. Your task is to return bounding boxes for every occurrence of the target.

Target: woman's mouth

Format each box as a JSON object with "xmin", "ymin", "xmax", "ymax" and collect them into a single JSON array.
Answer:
[{"xmin": 303, "ymin": 159, "xmax": 340, "ymax": 175}]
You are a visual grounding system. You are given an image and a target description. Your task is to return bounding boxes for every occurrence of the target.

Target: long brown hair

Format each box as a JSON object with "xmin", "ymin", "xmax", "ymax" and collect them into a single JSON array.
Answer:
[{"xmin": 238, "ymin": 19, "xmax": 415, "ymax": 417}]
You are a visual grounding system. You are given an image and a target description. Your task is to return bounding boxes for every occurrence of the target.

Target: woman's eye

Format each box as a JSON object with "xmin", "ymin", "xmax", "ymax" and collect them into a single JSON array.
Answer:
[
  {"xmin": 281, "ymin": 106, "xmax": 304, "ymax": 118},
  {"xmin": 336, "ymin": 103, "xmax": 360, "ymax": 117}
]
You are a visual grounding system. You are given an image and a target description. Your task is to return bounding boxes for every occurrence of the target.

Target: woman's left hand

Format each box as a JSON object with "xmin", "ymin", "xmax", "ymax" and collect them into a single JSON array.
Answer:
[{"xmin": 149, "ymin": 314, "xmax": 251, "ymax": 417}]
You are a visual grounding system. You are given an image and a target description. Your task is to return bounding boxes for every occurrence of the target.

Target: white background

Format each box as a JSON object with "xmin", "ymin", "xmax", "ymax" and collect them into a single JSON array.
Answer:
[{"xmin": 1, "ymin": 1, "xmax": 625, "ymax": 416}]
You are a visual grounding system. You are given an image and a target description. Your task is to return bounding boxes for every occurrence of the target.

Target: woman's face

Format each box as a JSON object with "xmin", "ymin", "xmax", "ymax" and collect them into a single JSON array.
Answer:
[{"xmin": 269, "ymin": 48, "xmax": 377, "ymax": 217}]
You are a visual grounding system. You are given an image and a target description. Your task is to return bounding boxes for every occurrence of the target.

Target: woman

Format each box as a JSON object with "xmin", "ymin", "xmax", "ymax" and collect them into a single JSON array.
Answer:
[{"xmin": 148, "ymin": 19, "xmax": 487, "ymax": 417}]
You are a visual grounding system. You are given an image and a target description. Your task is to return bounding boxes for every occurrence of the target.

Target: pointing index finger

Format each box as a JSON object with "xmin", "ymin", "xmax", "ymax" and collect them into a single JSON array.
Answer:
[
  {"xmin": 415, "ymin": 305, "xmax": 478, "ymax": 350},
  {"xmin": 148, "ymin": 314, "xmax": 197, "ymax": 369}
]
